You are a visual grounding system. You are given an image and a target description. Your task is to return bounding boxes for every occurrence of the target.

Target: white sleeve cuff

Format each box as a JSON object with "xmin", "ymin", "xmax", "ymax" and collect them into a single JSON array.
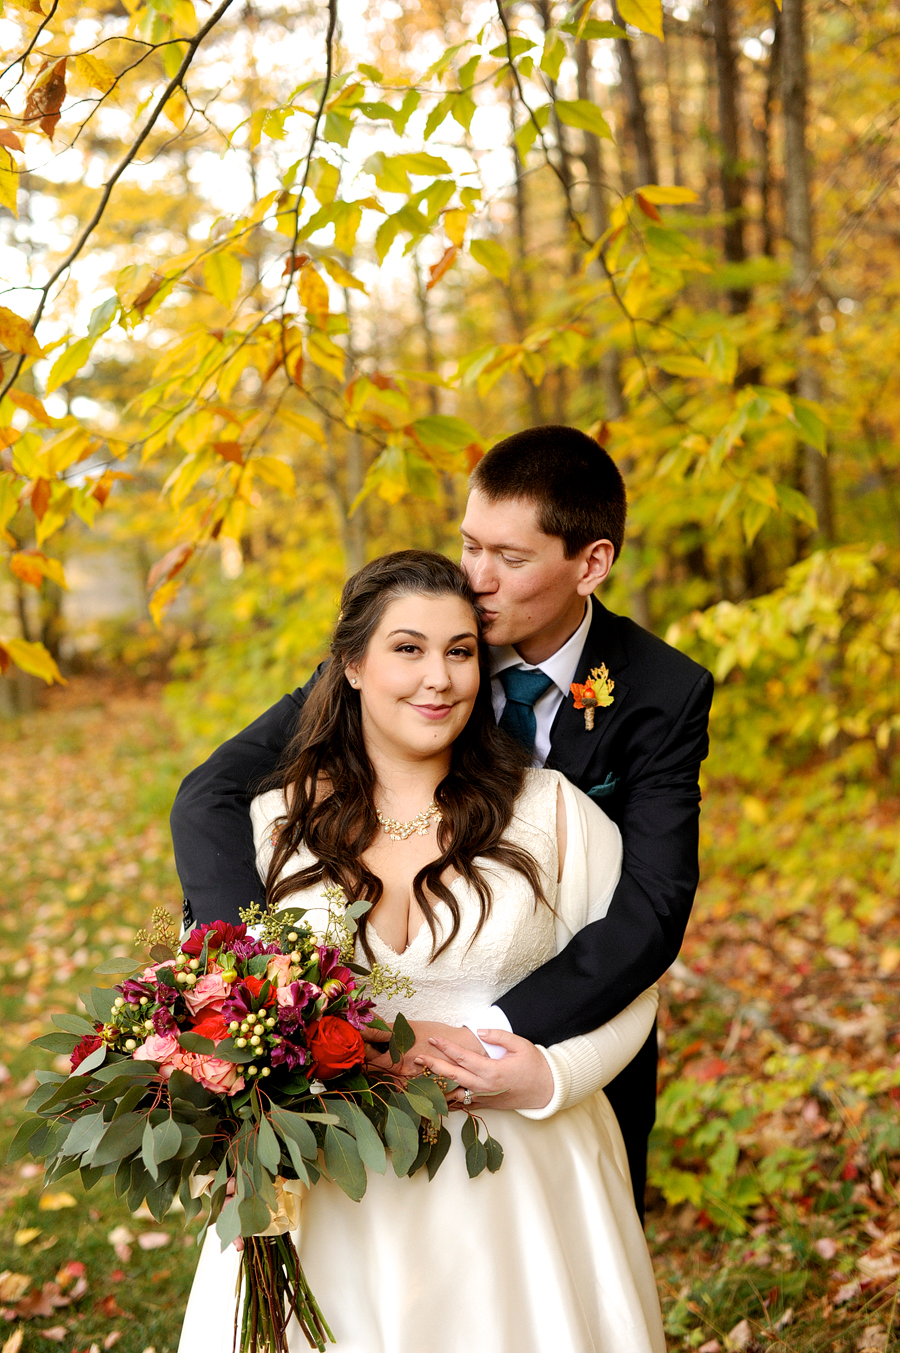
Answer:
[
  {"xmin": 462, "ymin": 1005, "xmax": 511, "ymax": 1060},
  {"xmin": 516, "ymin": 1036, "xmax": 603, "ymax": 1119}
]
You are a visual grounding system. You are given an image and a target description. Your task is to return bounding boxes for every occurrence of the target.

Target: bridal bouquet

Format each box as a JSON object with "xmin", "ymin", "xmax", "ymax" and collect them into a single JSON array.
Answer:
[{"xmin": 12, "ymin": 897, "xmax": 501, "ymax": 1353}]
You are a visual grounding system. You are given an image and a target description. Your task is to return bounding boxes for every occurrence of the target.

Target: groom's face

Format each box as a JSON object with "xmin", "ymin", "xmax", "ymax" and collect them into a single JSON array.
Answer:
[{"xmin": 459, "ymin": 489, "xmax": 599, "ymax": 659}]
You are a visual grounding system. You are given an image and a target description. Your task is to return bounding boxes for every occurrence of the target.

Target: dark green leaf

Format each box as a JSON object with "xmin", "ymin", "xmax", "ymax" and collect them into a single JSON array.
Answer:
[
  {"xmin": 168, "ymin": 1068, "xmax": 216, "ymax": 1107},
  {"xmin": 405, "ymin": 1075, "xmax": 448, "ymax": 1117},
  {"xmin": 31, "ymin": 1031, "xmax": 80, "ymax": 1054},
  {"xmin": 246, "ymin": 954, "xmax": 270, "ymax": 976},
  {"xmin": 484, "ymin": 1134, "xmax": 504, "ymax": 1173},
  {"xmin": 52, "ymin": 1013, "xmax": 98, "ymax": 1036},
  {"xmin": 153, "ymin": 1117, "xmax": 183, "ymax": 1164},
  {"xmin": 256, "ymin": 1112, "xmax": 282, "ymax": 1174},
  {"xmin": 6, "ymin": 1116, "xmax": 45, "ymax": 1164},
  {"xmin": 93, "ymin": 1059, "xmax": 155, "ymax": 1082},
  {"xmin": 64, "ymin": 1109, "xmax": 106, "ymax": 1162},
  {"xmin": 93, "ymin": 956, "xmax": 139, "ymax": 974},
  {"xmin": 465, "ymin": 1135, "xmax": 488, "ymax": 1178},
  {"xmin": 146, "ymin": 1160, "xmax": 182, "ymax": 1219},
  {"xmin": 389, "ymin": 1010, "xmax": 416, "ymax": 1064},
  {"xmin": 270, "ymin": 1107, "xmax": 318, "ymax": 1161},
  {"xmin": 331, "ymin": 1102, "xmax": 387, "ymax": 1174},
  {"xmin": 216, "ymin": 1196, "xmax": 243, "ymax": 1249},
  {"xmin": 91, "ymin": 1112, "xmax": 146, "ymax": 1168},
  {"xmin": 461, "ymin": 1114, "xmax": 477, "ymax": 1150},
  {"xmin": 324, "ymin": 1125, "xmax": 367, "ymax": 1201},
  {"xmin": 426, "ymin": 1125, "xmax": 452, "ymax": 1181},
  {"xmin": 178, "ymin": 1032, "xmax": 216, "ymax": 1055},
  {"xmin": 384, "ymin": 1104, "xmax": 419, "ymax": 1176},
  {"xmin": 213, "ymin": 1037, "xmax": 254, "ymax": 1064},
  {"xmin": 238, "ymin": 1192, "xmax": 273, "ymax": 1235},
  {"xmin": 142, "ymin": 1117, "xmax": 159, "ymax": 1180}
]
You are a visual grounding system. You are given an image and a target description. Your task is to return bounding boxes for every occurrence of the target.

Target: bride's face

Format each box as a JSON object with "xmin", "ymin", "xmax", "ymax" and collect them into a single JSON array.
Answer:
[{"xmin": 345, "ymin": 592, "xmax": 481, "ymax": 760}]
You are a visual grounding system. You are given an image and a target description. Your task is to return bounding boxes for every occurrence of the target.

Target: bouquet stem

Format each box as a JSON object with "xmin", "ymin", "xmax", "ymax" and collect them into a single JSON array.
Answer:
[{"xmin": 234, "ymin": 1234, "xmax": 334, "ymax": 1353}]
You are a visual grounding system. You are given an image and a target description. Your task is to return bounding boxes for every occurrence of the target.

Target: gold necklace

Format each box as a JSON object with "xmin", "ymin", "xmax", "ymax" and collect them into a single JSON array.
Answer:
[{"xmin": 375, "ymin": 801, "xmax": 441, "ymax": 842}]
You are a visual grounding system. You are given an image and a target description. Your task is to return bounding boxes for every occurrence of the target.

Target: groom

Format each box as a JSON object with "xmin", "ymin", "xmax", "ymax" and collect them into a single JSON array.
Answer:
[{"xmin": 170, "ymin": 424, "xmax": 713, "ymax": 1216}]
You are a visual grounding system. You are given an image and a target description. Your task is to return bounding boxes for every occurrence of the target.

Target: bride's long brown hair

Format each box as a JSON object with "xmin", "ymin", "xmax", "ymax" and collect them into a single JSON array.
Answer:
[{"xmin": 264, "ymin": 550, "xmax": 548, "ymax": 960}]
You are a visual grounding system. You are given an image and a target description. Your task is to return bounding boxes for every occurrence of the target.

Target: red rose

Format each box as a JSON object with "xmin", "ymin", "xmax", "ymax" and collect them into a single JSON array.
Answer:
[
  {"xmin": 190, "ymin": 1011, "xmax": 231, "ymax": 1043},
  {"xmin": 70, "ymin": 1031, "xmax": 102, "ymax": 1070},
  {"xmin": 306, "ymin": 1014, "xmax": 364, "ymax": 1080},
  {"xmin": 243, "ymin": 975, "xmax": 277, "ymax": 1007}
]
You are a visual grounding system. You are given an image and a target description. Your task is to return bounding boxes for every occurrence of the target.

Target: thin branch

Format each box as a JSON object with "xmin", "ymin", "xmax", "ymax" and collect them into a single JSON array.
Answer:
[{"xmin": 0, "ymin": 0, "xmax": 239, "ymax": 402}]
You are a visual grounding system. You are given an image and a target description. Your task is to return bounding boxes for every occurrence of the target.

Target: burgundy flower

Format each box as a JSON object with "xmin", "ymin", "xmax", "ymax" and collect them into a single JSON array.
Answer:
[
  {"xmin": 346, "ymin": 996, "xmax": 376, "ymax": 1030},
  {"xmin": 229, "ymin": 937, "xmax": 280, "ymax": 963},
  {"xmin": 70, "ymin": 1029, "xmax": 102, "ymax": 1071},
  {"xmin": 181, "ymin": 920, "xmax": 248, "ymax": 957},
  {"xmin": 119, "ymin": 978, "xmax": 156, "ymax": 1005},
  {"xmin": 317, "ymin": 946, "xmax": 357, "ymax": 996},
  {"xmin": 152, "ymin": 1006, "xmax": 178, "ymax": 1034},
  {"xmin": 270, "ymin": 1040, "xmax": 308, "ymax": 1071}
]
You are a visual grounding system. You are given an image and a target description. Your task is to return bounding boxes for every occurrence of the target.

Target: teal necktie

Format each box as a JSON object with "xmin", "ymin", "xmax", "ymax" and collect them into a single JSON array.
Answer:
[{"xmin": 498, "ymin": 668, "xmax": 554, "ymax": 753}]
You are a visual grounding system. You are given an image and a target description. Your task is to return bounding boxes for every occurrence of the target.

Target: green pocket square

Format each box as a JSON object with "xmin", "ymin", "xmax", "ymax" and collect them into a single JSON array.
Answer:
[{"xmin": 588, "ymin": 775, "xmax": 619, "ymax": 799}]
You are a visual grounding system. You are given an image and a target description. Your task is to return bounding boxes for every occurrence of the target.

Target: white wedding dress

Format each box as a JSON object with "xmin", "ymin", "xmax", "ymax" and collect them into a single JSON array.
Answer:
[{"xmin": 179, "ymin": 769, "xmax": 666, "ymax": 1353}]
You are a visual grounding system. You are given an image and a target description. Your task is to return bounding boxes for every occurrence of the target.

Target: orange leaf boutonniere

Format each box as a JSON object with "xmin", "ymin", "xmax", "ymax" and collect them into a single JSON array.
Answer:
[{"xmin": 570, "ymin": 664, "xmax": 615, "ymax": 731}]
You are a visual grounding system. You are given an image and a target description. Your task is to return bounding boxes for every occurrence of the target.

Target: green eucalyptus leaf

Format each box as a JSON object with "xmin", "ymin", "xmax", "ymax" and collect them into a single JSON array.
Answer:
[
  {"xmin": 384, "ymin": 1104, "xmax": 419, "ymax": 1177},
  {"xmin": 388, "ymin": 1011, "xmax": 416, "ymax": 1064},
  {"xmin": 52, "ymin": 1013, "xmax": 98, "ymax": 1036},
  {"xmin": 142, "ymin": 1118, "xmax": 159, "ymax": 1181},
  {"xmin": 484, "ymin": 1134, "xmax": 504, "ymax": 1173},
  {"xmin": 216, "ymin": 1196, "xmax": 243, "ymax": 1250},
  {"xmin": 465, "ymin": 1135, "xmax": 488, "ymax": 1178},
  {"xmin": 256, "ymin": 1112, "xmax": 282, "ymax": 1175},
  {"xmin": 178, "ymin": 1032, "xmax": 216, "ymax": 1055},
  {"xmin": 91, "ymin": 1112, "xmax": 146, "ymax": 1168},
  {"xmin": 270, "ymin": 1107, "xmax": 318, "ymax": 1161},
  {"xmin": 31, "ymin": 1031, "xmax": 80, "ymax": 1054},
  {"xmin": 324, "ymin": 1125, "xmax": 367, "ymax": 1201},
  {"xmin": 426, "ymin": 1125, "xmax": 453, "ymax": 1181},
  {"xmin": 238, "ymin": 1193, "xmax": 273, "ymax": 1235}
]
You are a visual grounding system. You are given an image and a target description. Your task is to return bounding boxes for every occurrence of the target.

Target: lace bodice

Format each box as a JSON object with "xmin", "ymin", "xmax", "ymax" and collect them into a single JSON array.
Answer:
[{"xmin": 250, "ymin": 769, "xmax": 561, "ymax": 1026}]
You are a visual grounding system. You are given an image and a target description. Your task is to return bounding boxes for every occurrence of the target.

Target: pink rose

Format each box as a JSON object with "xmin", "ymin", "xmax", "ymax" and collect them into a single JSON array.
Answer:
[
  {"xmin": 266, "ymin": 955, "xmax": 294, "ymax": 988},
  {"xmin": 133, "ymin": 1033, "xmax": 191, "ymax": 1080},
  {"xmin": 191, "ymin": 1055, "xmax": 245, "ymax": 1096},
  {"xmin": 183, "ymin": 973, "xmax": 230, "ymax": 1017}
]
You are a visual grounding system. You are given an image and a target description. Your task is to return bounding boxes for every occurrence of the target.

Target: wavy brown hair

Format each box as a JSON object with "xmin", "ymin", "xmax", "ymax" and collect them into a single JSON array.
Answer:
[{"xmin": 264, "ymin": 550, "xmax": 548, "ymax": 960}]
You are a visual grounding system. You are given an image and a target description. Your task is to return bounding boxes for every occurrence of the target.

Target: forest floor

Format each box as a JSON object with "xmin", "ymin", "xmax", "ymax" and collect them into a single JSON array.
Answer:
[{"xmin": 0, "ymin": 678, "xmax": 897, "ymax": 1353}]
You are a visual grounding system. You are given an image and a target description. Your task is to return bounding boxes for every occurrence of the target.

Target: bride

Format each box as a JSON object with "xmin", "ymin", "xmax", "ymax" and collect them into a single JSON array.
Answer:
[{"xmin": 179, "ymin": 550, "xmax": 665, "ymax": 1353}]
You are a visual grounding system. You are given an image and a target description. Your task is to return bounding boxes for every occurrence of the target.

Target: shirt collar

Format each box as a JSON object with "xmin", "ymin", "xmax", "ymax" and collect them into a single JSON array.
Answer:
[{"xmin": 489, "ymin": 601, "xmax": 592, "ymax": 695}]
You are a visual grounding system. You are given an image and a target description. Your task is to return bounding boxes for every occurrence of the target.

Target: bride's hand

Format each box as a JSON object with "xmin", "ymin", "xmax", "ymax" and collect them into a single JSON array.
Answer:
[{"xmin": 415, "ymin": 1029, "xmax": 553, "ymax": 1112}]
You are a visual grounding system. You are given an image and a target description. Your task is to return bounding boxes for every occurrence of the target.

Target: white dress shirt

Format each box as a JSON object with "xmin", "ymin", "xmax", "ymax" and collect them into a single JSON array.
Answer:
[
  {"xmin": 489, "ymin": 601, "xmax": 593, "ymax": 767},
  {"xmin": 464, "ymin": 602, "xmax": 593, "ymax": 1057}
]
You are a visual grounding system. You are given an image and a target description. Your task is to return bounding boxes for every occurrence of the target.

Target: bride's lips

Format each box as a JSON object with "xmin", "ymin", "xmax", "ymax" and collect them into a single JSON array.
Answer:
[{"xmin": 410, "ymin": 703, "xmax": 454, "ymax": 721}]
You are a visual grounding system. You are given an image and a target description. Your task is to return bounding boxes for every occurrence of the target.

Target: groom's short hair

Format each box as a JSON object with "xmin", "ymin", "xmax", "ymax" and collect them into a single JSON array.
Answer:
[{"xmin": 470, "ymin": 425, "xmax": 627, "ymax": 559}]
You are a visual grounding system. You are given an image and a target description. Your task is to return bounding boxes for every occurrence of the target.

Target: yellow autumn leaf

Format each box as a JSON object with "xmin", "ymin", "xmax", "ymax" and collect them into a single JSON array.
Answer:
[
  {"xmin": 306, "ymin": 330, "xmax": 346, "ymax": 381},
  {"xmin": 615, "ymin": 0, "xmax": 663, "ymax": 40},
  {"xmin": 74, "ymin": 52, "xmax": 117, "ymax": 95},
  {"xmin": 9, "ymin": 549, "xmax": 68, "ymax": 589},
  {"xmin": 251, "ymin": 455, "xmax": 296, "ymax": 496},
  {"xmin": 14, "ymin": 1229, "xmax": 41, "ymax": 1248},
  {"xmin": 38, "ymin": 1191, "xmax": 78, "ymax": 1210},
  {"xmin": 298, "ymin": 267, "xmax": 330, "ymax": 327},
  {"xmin": 0, "ymin": 304, "xmax": 42, "ymax": 356},
  {"xmin": 148, "ymin": 577, "xmax": 182, "ymax": 628},
  {"xmin": 0, "ymin": 146, "xmax": 18, "ymax": 218},
  {"xmin": 0, "ymin": 636, "xmax": 66, "ymax": 685},
  {"xmin": 444, "ymin": 208, "xmax": 468, "ymax": 246},
  {"xmin": 203, "ymin": 251, "xmax": 242, "ymax": 306},
  {"xmin": 279, "ymin": 408, "xmax": 326, "ymax": 443},
  {"xmin": 319, "ymin": 255, "xmax": 367, "ymax": 293},
  {"xmin": 637, "ymin": 183, "xmax": 699, "ymax": 205}
]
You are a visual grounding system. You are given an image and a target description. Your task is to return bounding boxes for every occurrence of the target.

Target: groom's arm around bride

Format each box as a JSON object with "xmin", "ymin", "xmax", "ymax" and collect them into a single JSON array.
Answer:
[{"xmin": 170, "ymin": 425, "xmax": 713, "ymax": 1213}]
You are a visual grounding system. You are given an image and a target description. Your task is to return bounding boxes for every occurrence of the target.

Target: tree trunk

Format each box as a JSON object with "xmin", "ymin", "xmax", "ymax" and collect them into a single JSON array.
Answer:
[
  {"xmin": 612, "ymin": 4, "xmax": 660, "ymax": 187},
  {"xmin": 506, "ymin": 84, "xmax": 546, "ymax": 424},
  {"xmin": 576, "ymin": 40, "xmax": 609, "ymax": 239},
  {"xmin": 708, "ymin": 0, "xmax": 749, "ymax": 312},
  {"xmin": 759, "ymin": 6, "xmax": 781, "ymax": 258},
  {"xmin": 781, "ymin": 0, "xmax": 834, "ymax": 542},
  {"xmin": 661, "ymin": 14, "xmax": 684, "ymax": 185}
]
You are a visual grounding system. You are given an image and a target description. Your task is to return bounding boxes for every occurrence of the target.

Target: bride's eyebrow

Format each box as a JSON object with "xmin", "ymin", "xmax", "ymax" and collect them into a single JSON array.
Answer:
[{"xmin": 386, "ymin": 629, "xmax": 477, "ymax": 642}]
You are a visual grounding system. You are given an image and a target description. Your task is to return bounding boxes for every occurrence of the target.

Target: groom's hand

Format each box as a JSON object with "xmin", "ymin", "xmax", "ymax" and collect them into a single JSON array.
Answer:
[{"xmin": 363, "ymin": 1021, "xmax": 483, "ymax": 1083}]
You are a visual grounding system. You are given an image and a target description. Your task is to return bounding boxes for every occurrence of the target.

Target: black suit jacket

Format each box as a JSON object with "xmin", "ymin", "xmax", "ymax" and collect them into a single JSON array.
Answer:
[{"xmin": 170, "ymin": 597, "xmax": 712, "ymax": 1049}]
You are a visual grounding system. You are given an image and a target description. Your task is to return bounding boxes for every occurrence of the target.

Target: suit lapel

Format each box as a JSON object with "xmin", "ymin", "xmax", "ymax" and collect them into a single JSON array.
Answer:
[{"xmin": 545, "ymin": 598, "xmax": 631, "ymax": 783}]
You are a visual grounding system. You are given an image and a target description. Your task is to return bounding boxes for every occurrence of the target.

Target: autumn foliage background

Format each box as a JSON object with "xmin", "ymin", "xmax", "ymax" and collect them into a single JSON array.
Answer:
[{"xmin": 0, "ymin": 0, "xmax": 898, "ymax": 1348}]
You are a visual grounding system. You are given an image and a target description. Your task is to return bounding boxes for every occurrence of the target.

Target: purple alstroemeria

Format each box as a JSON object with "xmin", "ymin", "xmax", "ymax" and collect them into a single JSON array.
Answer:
[
  {"xmin": 270, "ymin": 1039, "xmax": 307, "ymax": 1071},
  {"xmin": 152, "ymin": 1005, "xmax": 178, "ymax": 1034},
  {"xmin": 345, "ymin": 996, "xmax": 377, "ymax": 1030},
  {"xmin": 119, "ymin": 978, "xmax": 156, "ymax": 1006},
  {"xmin": 230, "ymin": 937, "xmax": 281, "ymax": 963}
]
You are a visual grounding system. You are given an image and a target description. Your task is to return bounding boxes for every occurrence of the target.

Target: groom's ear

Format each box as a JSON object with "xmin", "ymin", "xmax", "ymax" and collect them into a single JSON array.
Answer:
[{"xmin": 576, "ymin": 539, "xmax": 615, "ymax": 595}]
